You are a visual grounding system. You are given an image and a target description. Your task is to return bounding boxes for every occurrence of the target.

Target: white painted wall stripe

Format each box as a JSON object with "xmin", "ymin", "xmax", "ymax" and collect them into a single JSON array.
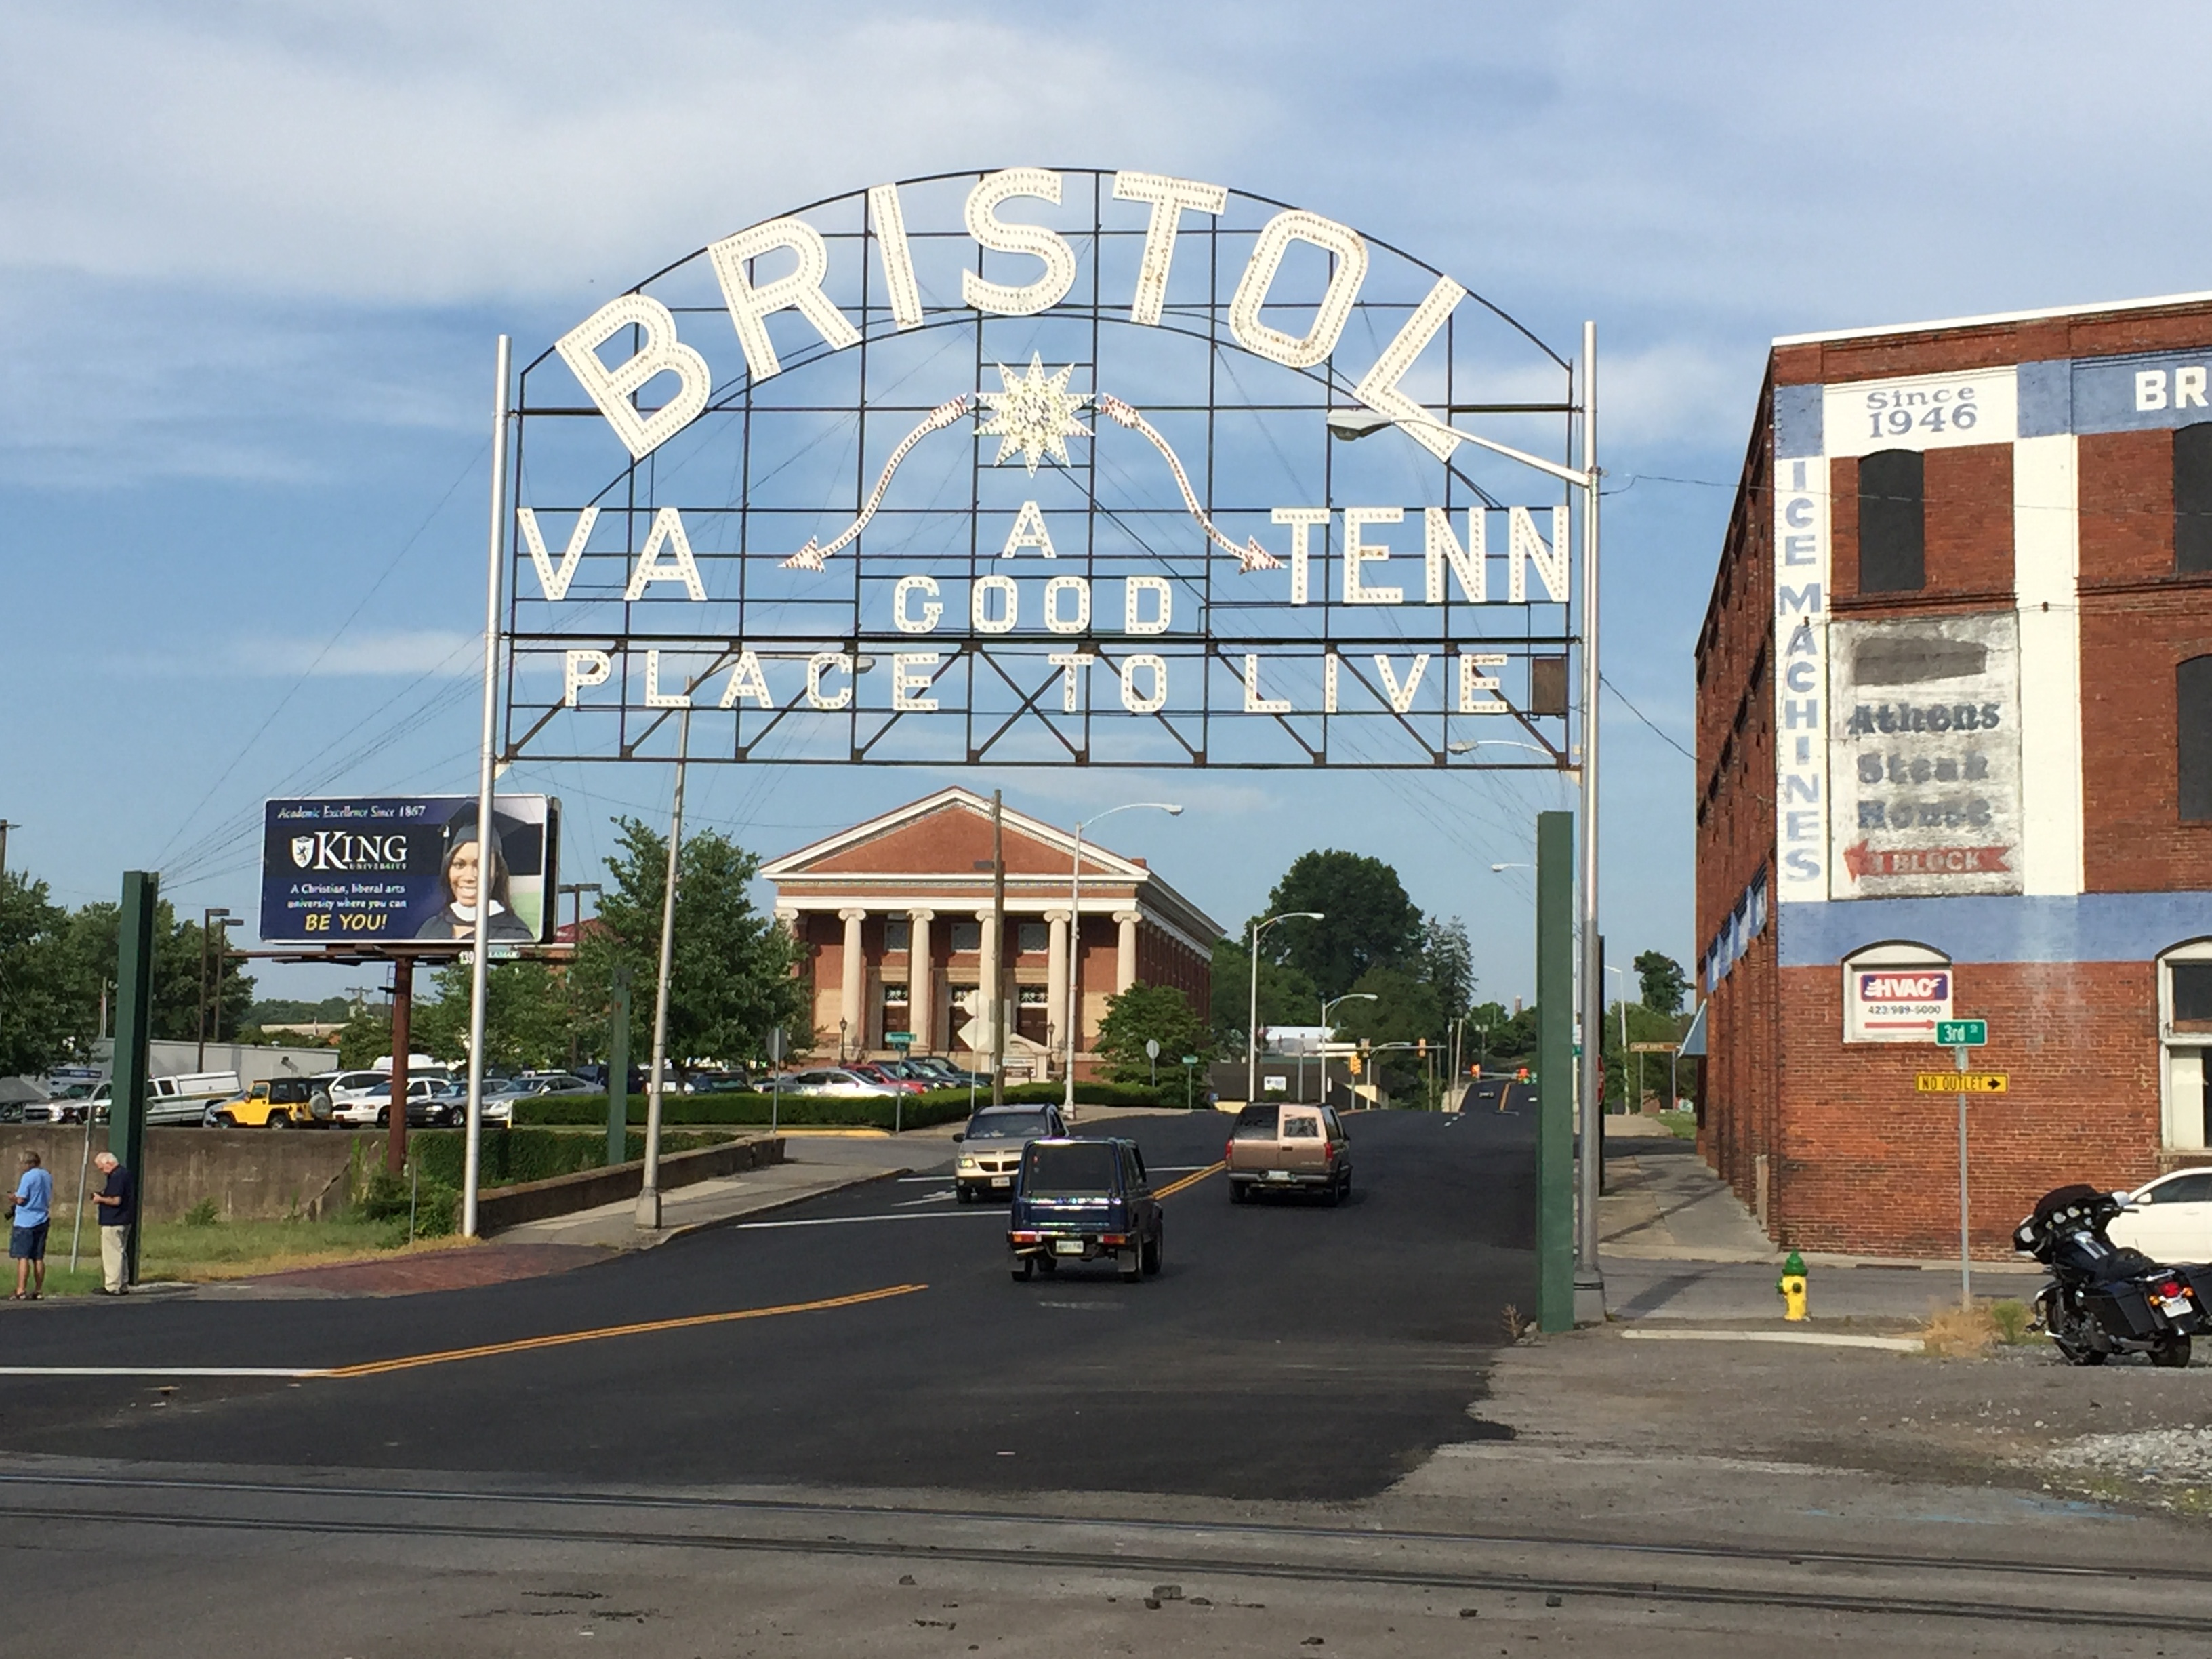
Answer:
[{"xmin": 2014, "ymin": 433, "xmax": 2086, "ymax": 897}]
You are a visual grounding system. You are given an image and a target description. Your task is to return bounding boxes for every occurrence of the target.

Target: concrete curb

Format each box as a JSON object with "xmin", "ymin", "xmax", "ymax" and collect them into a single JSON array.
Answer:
[{"xmin": 1620, "ymin": 1328, "xmax": 1923, "ymax": 1352}]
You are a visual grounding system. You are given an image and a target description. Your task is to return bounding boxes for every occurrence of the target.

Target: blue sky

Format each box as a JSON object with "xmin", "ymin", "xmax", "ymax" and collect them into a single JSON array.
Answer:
[{"xmin": 7, "ymin": 1, "xmax": 2211, "ymax": 1004}]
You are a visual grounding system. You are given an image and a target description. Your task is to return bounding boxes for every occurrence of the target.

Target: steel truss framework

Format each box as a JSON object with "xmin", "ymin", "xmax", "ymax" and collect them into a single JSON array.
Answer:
[{"xmin": 503, "ymin": 168, "xmax": 1587, "ymax": 771}]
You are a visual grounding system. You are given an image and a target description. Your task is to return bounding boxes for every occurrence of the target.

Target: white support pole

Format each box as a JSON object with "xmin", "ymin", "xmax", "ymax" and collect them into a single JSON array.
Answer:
[
  {"xmin": 461, "ymin": 334, "xmax": 511, "ymax": 1241},
  {"xmin": 637, "ymin": 708, "xmax": 690, "ymax": 1229},
  {"xmin": 1574, "ymin": 319, "xmax": 1605, "ymax": 1324},
  {"xmin": 1064, "ymin": 825, "xmax": 1083, "ymax": 1115}
]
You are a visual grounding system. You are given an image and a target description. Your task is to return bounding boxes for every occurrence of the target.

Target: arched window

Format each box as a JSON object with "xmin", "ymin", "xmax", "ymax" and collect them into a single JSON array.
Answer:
[
  {"xmin": 2180, "ymin": 656, "xmax": 2212, "ymax": 821},
  {"xmin": 2160, "ymin": 941, "xmax": 2212, "ymax": 1149},
  {"xmin": 2177, "ymin": 423, "xmax": 2212, "ymax": 575},
  {"xmin": 1858, "ymin": 449, "xmax": 1925, "ymax": 593}
]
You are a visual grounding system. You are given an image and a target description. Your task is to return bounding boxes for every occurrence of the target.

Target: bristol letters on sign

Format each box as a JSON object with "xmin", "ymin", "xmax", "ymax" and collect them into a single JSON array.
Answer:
[{"xmin": 498, "ymin": 169, "xmax": 1585, "ymax": 771}]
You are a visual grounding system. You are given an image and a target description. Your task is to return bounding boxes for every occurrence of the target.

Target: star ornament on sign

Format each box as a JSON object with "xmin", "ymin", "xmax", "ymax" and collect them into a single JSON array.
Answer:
[{"xmin": 975, "ymin": 353, "xmax": 1092, "ymax": 475}]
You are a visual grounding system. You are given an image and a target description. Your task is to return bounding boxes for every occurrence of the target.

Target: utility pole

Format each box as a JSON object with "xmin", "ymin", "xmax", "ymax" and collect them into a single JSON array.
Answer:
[
  {"xmin": 1535, "ymin": 812, "xmax": 1575, "ymax": 1332},
  {"xmin": 636, "ymin": 708, "xmax": 691, "ymax": 1229},
  {"xmin": 196, "ymin": 907, "xmax": 236, "ymax": 1071},
  {"xmin": 0, "ymin": 820, "xmax": 16, "ymax": 875},
  {"xmin": 387, "ymin": 956, "xmax": 412, "ymax": 1176}
]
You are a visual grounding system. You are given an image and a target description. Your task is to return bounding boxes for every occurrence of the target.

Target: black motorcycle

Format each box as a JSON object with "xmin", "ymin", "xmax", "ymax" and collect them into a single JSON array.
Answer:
[{"xmin": 2015, "ymin": 1183, "xmax": 2208, "ymax": 1368}]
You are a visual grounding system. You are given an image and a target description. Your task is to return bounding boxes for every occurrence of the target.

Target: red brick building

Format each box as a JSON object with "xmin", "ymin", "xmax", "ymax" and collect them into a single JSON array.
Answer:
[
  {"xmin": 761, "ymin": 788, "xmax": 1217, "ymax": 1076},
  {"xmin": 1696, "ymin": 291, "xmax": 2212, "ymax": 1256}
]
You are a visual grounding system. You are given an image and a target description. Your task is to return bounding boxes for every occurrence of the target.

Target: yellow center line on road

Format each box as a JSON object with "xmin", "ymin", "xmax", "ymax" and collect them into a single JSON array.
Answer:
[
  {"xmin": 319, "ymin": 1282, "xmax": 928, "ymax": 1380},
  {"xmin": 1154, "ymin": 1161, "xmax": 1225, "ymax": 1200}
]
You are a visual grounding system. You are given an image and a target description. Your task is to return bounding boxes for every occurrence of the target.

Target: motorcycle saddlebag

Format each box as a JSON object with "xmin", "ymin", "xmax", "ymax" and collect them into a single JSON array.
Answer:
[{"xmin": 2091, "ymin": 1284, "xmax": 2160, "ymax": 1339}]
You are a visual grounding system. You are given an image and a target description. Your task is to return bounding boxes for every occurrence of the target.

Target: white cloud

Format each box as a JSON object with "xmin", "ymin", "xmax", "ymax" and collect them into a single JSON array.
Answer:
[{"xmin": 258, "ymin": 628, "xmax": 480, "ymax": 676}]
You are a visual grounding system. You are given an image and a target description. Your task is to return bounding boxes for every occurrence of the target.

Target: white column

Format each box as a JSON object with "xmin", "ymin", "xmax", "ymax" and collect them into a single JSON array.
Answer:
[
  {"xmin": 839, "ymin": 908, "xmax": 867, "ymax": 1057},
  {"xmin": 975, "ymin": 907, "xmax": 1002, "ymax": 1053},
  {"xmin": 1114, "ymin": 909, "xmax": 1141, "ymax": 994},
  {"xmin": 907, "ymin": 909, "xmax": 934, "ymax": 1052},
  {"xmin": 2015, "ymin": 432, "xmax": 2085, "ymax": 896},
  {"xmin": 1044, "ymin": 909, "xmax": 1071, "ymax": 1057}
]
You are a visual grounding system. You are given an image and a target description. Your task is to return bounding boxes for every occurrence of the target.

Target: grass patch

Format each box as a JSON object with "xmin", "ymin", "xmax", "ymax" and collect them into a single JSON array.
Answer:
[
  {"xmin": 1920, "ymin": 1305, "xmax": 2001, "ymax": 1357},
  {"xmin": 30, "ymin": 1216, "xmax": 480, "ymax": 1297},
  {"xmin": 1656, "ymin": 1110, "xmax": 1697, "ymax": 1140}
]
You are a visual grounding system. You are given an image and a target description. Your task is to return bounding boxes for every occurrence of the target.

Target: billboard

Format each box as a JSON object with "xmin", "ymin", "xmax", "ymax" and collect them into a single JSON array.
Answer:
[
  {"xmin": 1829, "ymin": 613, "xmax": 2022, "ymax": 899},
  {"xmin": 260, "ymin": 795, "xmax": 560, "ymax": 947}
]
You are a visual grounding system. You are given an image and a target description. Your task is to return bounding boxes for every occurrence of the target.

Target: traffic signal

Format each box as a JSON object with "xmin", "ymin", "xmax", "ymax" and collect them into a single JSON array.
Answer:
[
  {"xmin": 1417, "ymin": 1039, "xmax": 1428, "ymax": 1058},
  {"xmin": 1348, "ymin": 1054, "xmax": 1363, "ymax": 1077}
]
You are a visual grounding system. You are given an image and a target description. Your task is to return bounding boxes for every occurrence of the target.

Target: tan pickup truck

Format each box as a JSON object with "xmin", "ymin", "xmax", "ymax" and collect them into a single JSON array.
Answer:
[{"xmin": 1225, "ymin": 1101, "xmax": 1353, "ymax": 1204}]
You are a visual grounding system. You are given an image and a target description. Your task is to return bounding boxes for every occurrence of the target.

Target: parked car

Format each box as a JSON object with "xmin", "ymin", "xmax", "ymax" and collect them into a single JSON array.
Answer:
[
  {"xmin": 516, "ymin": 1070, "xmax": 594, "ymax": 1095},
  {"xmin": 205, "ymin": 1076, "xmax": 328, "ymax": 1128},
  {"xmin": 353, "ymin": 1077, "xmax": 466, "ymax": 1128},
  {"xmin": 848, "ymin": 1061, "xmax": 928, "ymax": 1094},
  {"xmin": 2110, "ymin": 1170, "xmax": 2212, "ymax": 1263},
  {"xmin": 954, "ymin": 1104, "xmax": 1068, "ymax": 1202},
  {"xmin": 316, "ymin": 1071, "xmax": 396, "ymax": 1127},
  {"xmin": 60, "ymin": 1072, "xmax": 243, "ymax": 1127},
  {"xmin": 904, "ymin": 1055, "xmax": 989, "ymax": 1089},
  {"xmin": 1007, "ymin": 1137, "xmax": 1162, "ymax": 1282},
  {"xmin": 777, "ymin": 1068, "xmax": 896, "ymax": 1098},
  {"xmin": 1225, "ymin": 1101, "xmax": 1352, "ymax": 1204},
  {"xmin": 684, "ymin": 1070, "xmax": 753, "ymax": 1094}
]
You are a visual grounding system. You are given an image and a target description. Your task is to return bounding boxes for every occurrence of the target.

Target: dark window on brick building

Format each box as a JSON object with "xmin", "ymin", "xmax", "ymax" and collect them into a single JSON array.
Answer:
[
  {"xmin": 2182, "ymin": 657, "xmax": 2212, "ymax": 821},
  {"xmin": 2177, "ymin": 424, "xmax": 2212, "ymax": 574},
  {"xmin": 2173, "ymin": 962, "xmax": 2212, "ymax": 1029},
  {"xmin": 1858, "ymin": 449, "xmax": 1924, "ymax": 592}
]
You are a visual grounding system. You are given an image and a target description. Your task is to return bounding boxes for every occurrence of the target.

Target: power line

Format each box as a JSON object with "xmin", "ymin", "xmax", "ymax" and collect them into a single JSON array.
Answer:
[{"xmin": 1601, "ymin": 674, "xmax": 1694, "ymax": 762}]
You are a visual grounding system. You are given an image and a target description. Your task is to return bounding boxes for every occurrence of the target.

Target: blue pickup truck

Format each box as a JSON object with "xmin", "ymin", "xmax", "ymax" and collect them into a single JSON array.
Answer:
[{"xmin": 1006, "ymin": 1137, "xmax": 1163, "ymax": 1283}]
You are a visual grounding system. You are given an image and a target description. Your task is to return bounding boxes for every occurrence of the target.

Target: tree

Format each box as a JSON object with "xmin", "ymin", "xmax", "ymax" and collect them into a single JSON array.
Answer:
[
  {"xmin": 1462, "ymin": 999, "xmax": 1537, "ymax": 1066},
  {"xmin": 410, "ymin": 960, "xmax": 576, "ymax": 1073},
  {"xmin": 1209, "ymin": 935, "xmax": 1319, "ymax": 1050},
  {"xmin": 59, "ymin": 899, "xmax": 255, "ymax": 1047},
  {"xmin": 1602, "ymin": 998, "xmax": 1687, "ymax": 1108},
  {"xmin": 0, "ymin": 872, "xmax": 79, "ymax": 1075},
  {"xmin": 1094, "ymin": 983, "xmax": 1210, "ymax": 1086},
  {"xmin": 1635, "ymin": 951, "xmax": 1687, "ymax": 1016},
  {"xmin": 1420, "ymin": 916, "xmax": 1475, "ymax": 1018},
  {"xmin": 1261, "ymin": 850, "xmax": 1424, "ymax": 999},
  {"xmin": 1332, "ymin": 964, "xmax": 1447, "ymax": 1094},
  {"xmin": 571, "ymin": 817, "xmax": 811, "ymax": 1076}
]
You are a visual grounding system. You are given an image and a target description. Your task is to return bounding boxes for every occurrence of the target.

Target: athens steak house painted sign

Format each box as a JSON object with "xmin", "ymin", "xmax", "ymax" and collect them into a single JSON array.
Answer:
[{"xmin": 499, "ymin": 168, "xmax": 1585, "ymax": 769}]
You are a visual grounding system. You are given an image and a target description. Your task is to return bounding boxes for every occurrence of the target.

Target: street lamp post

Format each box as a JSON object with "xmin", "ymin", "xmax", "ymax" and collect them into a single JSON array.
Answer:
[
  {"xmin": 1248, "ymin": 912, "xmax": 1324, "ymax": 1104},
  {"xmin": 1319, "ymin": 991, "xmax": 1376, "ymax": 1108},
  {"xmin": 1063, "ymin": 802, "xmax": 1183, "ymax": 1117},
  {"xmin": 1333, "ymin": 324, "xmax": 1604, "ymax": 1319}
]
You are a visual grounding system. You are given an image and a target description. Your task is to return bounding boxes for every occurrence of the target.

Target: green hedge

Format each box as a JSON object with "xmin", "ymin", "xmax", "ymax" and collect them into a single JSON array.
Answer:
[
  {"xmin": 400, "ymin": 1126, "xmax": 736, "ymax": 1189},
  {"xmin": 512, "ymin": 1078, "xmax": 1192, "ymax": 1130}
]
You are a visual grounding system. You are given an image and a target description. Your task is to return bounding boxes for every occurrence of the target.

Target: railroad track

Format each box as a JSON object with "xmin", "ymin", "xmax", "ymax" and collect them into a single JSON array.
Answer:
[{"xmin": 4, "ymin": 1469, "xmax": 2209, "ymax": 1635}]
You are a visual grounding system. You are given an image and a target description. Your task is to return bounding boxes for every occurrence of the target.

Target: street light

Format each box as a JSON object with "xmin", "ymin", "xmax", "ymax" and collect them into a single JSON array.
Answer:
[
  {"xmin": 1065, "ymin": 802, "xmax": 1183, "ymax": 1116},
  {"xmin": 197, "ymin": 907, "xmax": 238, "ymax": 1071},
  {"xmin": 1605, "ymin": 962, "xmax": 1631, "ymax": 1112},
  {"xmin": 1319, "ymin": 991, "xmax": 1376, "ymax": 1107},
  {"xmin": 1334, "ymin": 329, "xmax": 1608, "ymax": 1319},
  {"xmin": 1248, "ymin": 911, "xmax": 1324, "ymax": 1103},
  {"xmin": 1490, "ymin": 862, "xmax": 1532, "ymax": 873}
]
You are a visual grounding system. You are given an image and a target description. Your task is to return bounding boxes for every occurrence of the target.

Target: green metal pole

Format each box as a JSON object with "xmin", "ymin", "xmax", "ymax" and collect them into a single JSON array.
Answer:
[
  {"xmin": 1535, "ymin": 813, "xmax": 1575, "ymax": 1332},
  {"xmin": 607, "ymin": 965, "xmax": 632, "ymax": 1167},
  {"xmin": 109, "ymin": 871, "xmax": 159, "ymax": 1286}
]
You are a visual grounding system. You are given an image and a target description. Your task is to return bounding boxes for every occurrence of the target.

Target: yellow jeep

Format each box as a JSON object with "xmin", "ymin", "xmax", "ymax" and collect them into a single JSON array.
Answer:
[{"xmin": 208, "ymin": 1077, "xmax": 326, "ymax": 1128}]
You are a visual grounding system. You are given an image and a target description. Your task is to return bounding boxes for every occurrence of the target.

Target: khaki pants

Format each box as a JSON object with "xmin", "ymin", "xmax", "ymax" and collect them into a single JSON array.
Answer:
[{"xmin": 100, "ymin": 1223, "xmax": 131, "ymax": 1293}]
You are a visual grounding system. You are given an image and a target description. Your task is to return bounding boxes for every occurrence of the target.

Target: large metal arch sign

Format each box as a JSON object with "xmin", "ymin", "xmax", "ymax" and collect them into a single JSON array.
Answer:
[{"xmin": 504, "ymin": 167, "xmax": 1588, "ymax": 771}]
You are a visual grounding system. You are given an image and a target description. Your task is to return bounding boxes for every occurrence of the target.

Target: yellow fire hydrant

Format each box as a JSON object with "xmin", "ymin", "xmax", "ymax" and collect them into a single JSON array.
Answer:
[{"xmin": 1778, "ymin": 1250, "xmax": 1809, "ymax": 1322}]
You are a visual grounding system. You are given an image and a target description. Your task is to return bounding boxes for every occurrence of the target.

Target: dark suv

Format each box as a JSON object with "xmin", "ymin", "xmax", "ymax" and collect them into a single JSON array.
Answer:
[{"xmin": 1007, "ymin": 1137, "xmax": 1162, "ymax": 1283}]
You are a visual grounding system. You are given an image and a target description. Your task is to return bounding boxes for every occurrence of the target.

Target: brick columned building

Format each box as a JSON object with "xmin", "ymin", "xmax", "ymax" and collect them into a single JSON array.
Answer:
[
  {"xmin": 760, "ymin": 788, "xmax": 1218, "ymax": 1076},
  {"xmin": 1697, "ymin": 291, "xmax": 2212, "ymax": 1257}
]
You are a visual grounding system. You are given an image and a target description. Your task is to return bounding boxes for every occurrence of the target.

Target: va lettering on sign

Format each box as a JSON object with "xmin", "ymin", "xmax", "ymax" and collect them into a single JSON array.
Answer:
[{"xmin": 498, "ymin": 169, "xmax": 1584, "ymax": 770}]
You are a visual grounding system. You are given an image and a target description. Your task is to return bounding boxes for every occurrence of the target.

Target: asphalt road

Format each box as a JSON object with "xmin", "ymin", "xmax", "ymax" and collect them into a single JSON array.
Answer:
[{"xmin": 0, "ymin": 1106, "xmax": 1537, "ymax": 1501}]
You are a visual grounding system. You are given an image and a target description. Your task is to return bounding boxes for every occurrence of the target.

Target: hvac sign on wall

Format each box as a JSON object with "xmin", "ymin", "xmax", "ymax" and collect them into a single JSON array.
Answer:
[{"xmin": 499, "ymin": 168, "xmax": 1586, "ymax": 770}]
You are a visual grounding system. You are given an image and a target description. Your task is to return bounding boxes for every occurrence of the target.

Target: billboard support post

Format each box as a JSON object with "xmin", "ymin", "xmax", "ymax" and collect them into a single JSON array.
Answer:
[
  {"xmin": 387, "ymin": 958, "xmax": 411, "ymax": 1176},
  {"xmin": 1535, "ymin": 813, "xmax": 1575, "ymax": 1332},
  {"xmin": 607, "ymin": 965, "xmax": 631, "ymax": 1168},
  {"xmin": 462, "ymin": 333, "xmax": 512, "ymax": 1241},
  {"xmin": 110, "ymin": 871, "xmax": 158, "ymax": 1287},
  {"xmin": 637, "ymin": 708, "xmax": 691, "ymax": 1229}
]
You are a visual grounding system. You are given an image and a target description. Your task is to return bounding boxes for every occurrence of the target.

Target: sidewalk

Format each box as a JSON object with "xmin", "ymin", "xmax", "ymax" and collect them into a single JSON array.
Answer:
[{"xmin": 1597, "ymin": 1130, "xmax": 2045, "ymax": 1321}]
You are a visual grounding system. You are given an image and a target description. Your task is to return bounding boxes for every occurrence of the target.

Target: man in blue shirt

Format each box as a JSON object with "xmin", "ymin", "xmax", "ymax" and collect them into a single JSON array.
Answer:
[
  {"xmin": 91, "ymin": 1151, "xmax": 134, "ymax": 1295},
  {"xmin": 10, "ymin": 1149, "xmax": 53, "ymax": 1300}
]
